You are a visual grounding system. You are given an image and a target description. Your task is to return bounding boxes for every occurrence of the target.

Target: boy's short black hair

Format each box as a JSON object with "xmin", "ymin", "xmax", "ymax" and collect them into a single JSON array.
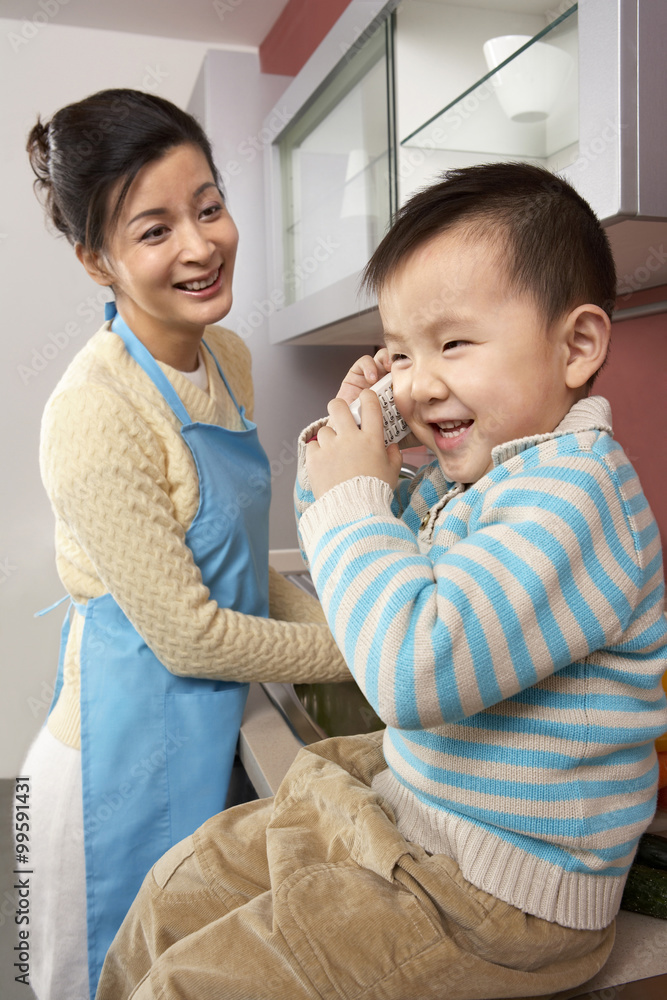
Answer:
[{"xmin": 363, "ymin": 162, "xmax": 617, "ymax": 329}]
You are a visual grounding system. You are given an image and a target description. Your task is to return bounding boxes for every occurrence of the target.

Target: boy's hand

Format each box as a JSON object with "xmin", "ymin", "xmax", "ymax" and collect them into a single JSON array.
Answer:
[
  {"xmin": 336, "ymin": 349, "xmax": 391, "ymax": 404},
  {"xmin": 306, "ymin": 392, "xmax": 402, "ymax": 500}
]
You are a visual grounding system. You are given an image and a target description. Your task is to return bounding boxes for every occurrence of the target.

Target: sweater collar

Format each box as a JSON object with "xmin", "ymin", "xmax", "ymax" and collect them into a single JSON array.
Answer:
[
  {"xmin": 417, "ymin": 396, "xmax": 614, "ymax": 505},
  {"xmin": 490, "ymin": 395, "xmax": 613, "ymax": 466}
]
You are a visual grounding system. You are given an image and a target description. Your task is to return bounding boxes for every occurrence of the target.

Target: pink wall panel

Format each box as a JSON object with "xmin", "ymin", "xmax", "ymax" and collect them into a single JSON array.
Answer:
[
  {"xmin": 596, "ymin": 285, "xmax": 667, "ymax": 544},
  {"xmin": 260, "ymin": 0, "xmax": 354, "ymax": 76}
]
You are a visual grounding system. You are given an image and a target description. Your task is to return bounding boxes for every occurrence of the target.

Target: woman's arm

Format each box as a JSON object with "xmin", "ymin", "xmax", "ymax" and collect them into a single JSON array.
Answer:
[
  {"xmin": 269, "ymin": 566, "xmax": 329, "ymax": 624},
  {"xmin": 42, "ymin": 384, "xmax": 349, "ymax": 683}
]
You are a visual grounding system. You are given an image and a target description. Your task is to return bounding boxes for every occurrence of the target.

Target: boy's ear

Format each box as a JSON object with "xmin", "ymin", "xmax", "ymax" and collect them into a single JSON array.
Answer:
[
  {"xmin": 75, "ymin": 243, "xmax": 114, "ymax": 287},
  {"xmin": 562, "ymin": 304, "xmax": 611, "ymax": 389}
]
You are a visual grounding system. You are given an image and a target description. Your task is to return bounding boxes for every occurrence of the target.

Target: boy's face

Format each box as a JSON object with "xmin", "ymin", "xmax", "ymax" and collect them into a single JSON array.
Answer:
[{"xmin": 379, "ymin": 227, "xmax": 578, "ymax": 485}]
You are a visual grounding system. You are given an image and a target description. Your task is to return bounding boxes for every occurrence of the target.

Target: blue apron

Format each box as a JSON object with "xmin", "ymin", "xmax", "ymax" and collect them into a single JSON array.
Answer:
[{"xmin": 47, "ymin": 305, "xmax": 270, "ymax": 997}]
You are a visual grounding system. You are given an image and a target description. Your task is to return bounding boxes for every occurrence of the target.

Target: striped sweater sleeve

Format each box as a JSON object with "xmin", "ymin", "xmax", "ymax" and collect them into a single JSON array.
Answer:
[
  {"xmin": 297, "ymin": 437, "xmax": 665, "ymax": 731},
  {"xmin": 293, "ymin": 418, "xmax": 423, "ymax": 569}
]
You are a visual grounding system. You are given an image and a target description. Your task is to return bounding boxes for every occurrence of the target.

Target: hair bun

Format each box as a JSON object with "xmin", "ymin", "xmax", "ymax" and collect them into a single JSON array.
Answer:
[
  {"xmin": 27, "ymin": 116, "xmax": 72, "ymax": 240},
  {"xmin": 27, "ymin": 117, "xmax": 52, "ymax": 187}
]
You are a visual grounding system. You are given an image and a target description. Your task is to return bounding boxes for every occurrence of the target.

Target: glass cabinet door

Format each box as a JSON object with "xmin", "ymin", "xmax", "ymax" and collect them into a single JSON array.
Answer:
[
  {"xmin": 276, "ymin": 18, "xmax": 396, "ymax": 307},
  {"xmin": 396, "ymin": 2, "xmax": 579, "ymax": 205},
  {"xmin": 402, "ymin": 6, "xmax": 578, "ymax": 169}
]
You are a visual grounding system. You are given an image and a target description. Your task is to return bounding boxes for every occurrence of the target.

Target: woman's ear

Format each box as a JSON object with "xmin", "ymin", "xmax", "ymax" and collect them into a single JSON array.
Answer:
[
  {"xmin": 75, "ymin": 244, "xmax": 114, "ymax": 287},
  {"xmin": 562, "ymin": 304, "xmax": 611, "ymax": 390}
]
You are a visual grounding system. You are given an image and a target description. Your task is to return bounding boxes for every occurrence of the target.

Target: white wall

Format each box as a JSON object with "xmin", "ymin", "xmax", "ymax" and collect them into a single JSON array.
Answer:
[{"xmin": 0, "ymin": 20, "xmax": 364, "ymax": 778}]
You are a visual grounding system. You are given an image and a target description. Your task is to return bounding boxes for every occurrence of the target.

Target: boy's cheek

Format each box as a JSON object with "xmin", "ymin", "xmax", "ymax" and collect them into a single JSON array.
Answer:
[
  {"xmin": 407, "ymin": 425, "xmax": 433, "ymax": 451},
  {"xmin": 401, "ymin": 427, "xmax": 430, "ymax": 453},
  {"xmin": 391, "ymin": 379, "xmax": 430, "ymax": 448},
  {"xmin": 392, "ymin": 389, "xmax": 418, "ymax": 434},
  {"xmin": 391, "ymin": 393, "xmax": 426, "ymax": 448},
  {"xmin": 392, "ymin": 381, "xmax": 412, "ymax": 422}
]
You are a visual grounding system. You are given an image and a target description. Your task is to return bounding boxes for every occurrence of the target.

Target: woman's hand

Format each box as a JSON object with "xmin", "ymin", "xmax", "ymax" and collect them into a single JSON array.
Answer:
[
  {"xmin": 335, "ymin": 349, "xmax": 391, "ymax": 404},
  {"xmin": 306, "ymin": 391, "xmax": 402, "ymax": 500}
]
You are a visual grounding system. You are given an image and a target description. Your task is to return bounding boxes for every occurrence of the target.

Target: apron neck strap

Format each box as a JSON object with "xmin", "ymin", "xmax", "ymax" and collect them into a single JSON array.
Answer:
[
  {"xmin": 109, "ymin": 307, "xmax": 192, "ymax": 426},
  {"xmin": 106, "ymin": 301, "xmax": 247, "ymax": 424},
  {"xmin": 201, "ymin": 341, "xmax": 244, "ymax": 417}
]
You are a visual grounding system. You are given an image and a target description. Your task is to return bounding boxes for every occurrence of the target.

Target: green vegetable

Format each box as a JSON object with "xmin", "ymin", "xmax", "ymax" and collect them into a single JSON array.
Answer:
[
  {"xmin": 620, "ymin": 864, "xmax": 667, "ymax": 919},
  {"xmin": 634, "ymin": 833, "xmax": 667, "ymax": 871}
]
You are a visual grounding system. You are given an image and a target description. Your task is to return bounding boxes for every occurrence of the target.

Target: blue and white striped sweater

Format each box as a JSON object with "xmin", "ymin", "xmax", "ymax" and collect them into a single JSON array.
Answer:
[{"xmin": 296, "ymin": 397, "xmax": 667, "ymax": 929}]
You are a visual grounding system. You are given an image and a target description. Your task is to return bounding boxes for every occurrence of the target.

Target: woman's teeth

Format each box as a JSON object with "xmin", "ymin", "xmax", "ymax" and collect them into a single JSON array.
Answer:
[
  {"xmin": 436, "ymin": 420, "xmax": 472, "ymax": 438},
  {"xmin": 180, "ymin": 268, "xmax": 220, "ymax": 291}
]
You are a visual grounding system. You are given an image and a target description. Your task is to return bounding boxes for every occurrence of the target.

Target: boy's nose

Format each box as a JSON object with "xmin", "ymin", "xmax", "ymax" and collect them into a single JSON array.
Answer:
[{"xmin": 410, "ymin": 363, "xmax": 448, "ymax": 404}]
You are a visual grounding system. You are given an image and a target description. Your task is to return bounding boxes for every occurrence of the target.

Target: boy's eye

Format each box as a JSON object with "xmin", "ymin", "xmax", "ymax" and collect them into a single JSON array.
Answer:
[
  {"xmin": 390, "ymin": 353, "xmax": 407, "ymax": 363},
  {"xmin": 443, "ymin": 340, "xmax": 468, "ymax": 351}
]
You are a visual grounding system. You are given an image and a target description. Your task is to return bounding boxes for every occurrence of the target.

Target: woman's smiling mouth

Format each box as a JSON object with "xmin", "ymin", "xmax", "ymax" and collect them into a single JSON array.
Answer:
[{"xmin": 174, "ymin": 265, "xmax": 222, "ymax": 293}]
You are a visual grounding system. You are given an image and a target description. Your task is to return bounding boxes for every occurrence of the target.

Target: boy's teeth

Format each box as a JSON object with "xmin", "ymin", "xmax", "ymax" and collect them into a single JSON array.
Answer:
[
  {"xmin": 181, "ymin": 268, "xmax": 219, "ymax": 291},
  {"xmin": 436, "ymin": 419, "xmax": 471, "ymax": 437}
]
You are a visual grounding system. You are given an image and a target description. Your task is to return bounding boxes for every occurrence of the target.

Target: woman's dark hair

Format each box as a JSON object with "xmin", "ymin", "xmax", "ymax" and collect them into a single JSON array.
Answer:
[
  {"xmin": 363, "ymin": 162, "xmax": 617, "ymax": 327},
  {"xmin": 27, "ymin": 89, "xmax": 223, "ymax": 252}
]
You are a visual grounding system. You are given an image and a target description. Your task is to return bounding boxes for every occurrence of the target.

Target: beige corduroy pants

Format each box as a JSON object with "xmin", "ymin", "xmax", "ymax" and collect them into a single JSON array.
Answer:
[{"xmin": 96, "ymin": 732, "xmax": 614, "ymax": 1000}]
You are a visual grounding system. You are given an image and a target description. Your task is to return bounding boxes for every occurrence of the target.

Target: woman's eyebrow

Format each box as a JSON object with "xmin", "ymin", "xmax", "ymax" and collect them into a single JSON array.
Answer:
[
  {"xmin": 127, "ymin": 207, "xmax": 167, "ymax": 227},
  {"xmin": 193, "ymin": 181, "xmax": 219, "ymax": 199},
  {"xmin": 127, "ymin": 183, "xmax": 220, "ymax": 227}
]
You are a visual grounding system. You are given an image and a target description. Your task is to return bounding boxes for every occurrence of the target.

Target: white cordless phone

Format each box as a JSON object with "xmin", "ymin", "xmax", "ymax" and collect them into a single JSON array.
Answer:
[{"xmin": 348, "ymin": 372, "xmax": 411, "ymax": 446}]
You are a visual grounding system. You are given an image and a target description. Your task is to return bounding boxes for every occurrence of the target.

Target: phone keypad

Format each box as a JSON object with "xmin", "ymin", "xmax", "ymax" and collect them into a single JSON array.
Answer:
[
  {"xmin": 348, "ymin": 375, "xmax": 410, "ymax": 446},
  {"xmin": 377, "ymin": 385, "xmax": 410, "ymax": 444}
]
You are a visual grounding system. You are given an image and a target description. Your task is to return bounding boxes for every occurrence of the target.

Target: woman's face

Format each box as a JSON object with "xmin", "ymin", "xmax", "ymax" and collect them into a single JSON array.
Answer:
[{"xmin": 100, "ymin": 143, "xmax": 239, "ymax": 353}]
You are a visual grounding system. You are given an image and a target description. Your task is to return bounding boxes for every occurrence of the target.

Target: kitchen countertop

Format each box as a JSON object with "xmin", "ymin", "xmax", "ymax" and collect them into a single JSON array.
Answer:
[
  {"xmin": 238, "ymin": 562, "xmax": 322, "ymax": 797},
  {"xmin": 238, "ymin": 683, "xmax": 304, "ymax": 798}
]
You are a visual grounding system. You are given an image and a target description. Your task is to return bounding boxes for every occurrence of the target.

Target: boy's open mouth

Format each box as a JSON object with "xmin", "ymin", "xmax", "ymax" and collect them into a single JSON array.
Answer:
[{"xmin": 431, "ymin": 419, "xmax": 473, "ymax": 440}]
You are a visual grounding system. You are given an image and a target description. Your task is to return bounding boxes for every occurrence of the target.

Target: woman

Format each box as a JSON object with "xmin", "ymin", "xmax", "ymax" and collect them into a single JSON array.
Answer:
[{"xmin": 22, "ymin": 88, "xmax": 349, "ymax": 1000}]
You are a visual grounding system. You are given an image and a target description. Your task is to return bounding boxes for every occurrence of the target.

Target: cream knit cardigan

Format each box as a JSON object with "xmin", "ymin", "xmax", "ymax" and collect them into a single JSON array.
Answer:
[{"xmin": 41, "ymin": 322, "xmax": 349, "ymax": 749}]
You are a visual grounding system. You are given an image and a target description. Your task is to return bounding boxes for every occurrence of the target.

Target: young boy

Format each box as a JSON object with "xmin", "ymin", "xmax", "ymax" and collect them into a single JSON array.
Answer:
[{"xmin": 97, "ymin": 163, "xmax": 667, "ymax": 1000}]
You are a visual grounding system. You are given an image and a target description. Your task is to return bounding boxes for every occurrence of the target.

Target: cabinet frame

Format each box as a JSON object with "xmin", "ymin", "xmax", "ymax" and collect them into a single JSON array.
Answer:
[{"xmin": 562, "ymin": 0, "xmax": 666, "ymax": 224}]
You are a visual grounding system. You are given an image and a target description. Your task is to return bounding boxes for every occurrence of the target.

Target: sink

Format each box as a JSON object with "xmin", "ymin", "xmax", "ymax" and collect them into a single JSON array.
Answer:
[
  {"xmin": 262, "ymin": 678, "xmax": 384, "ymax": 744},
  {"xmin": 293, "ymin": 680, "xmax": 384, "ymax": 739},
  {"xmin": 268, "ymin": 570, "xmax": 385, "ymax": 742}
]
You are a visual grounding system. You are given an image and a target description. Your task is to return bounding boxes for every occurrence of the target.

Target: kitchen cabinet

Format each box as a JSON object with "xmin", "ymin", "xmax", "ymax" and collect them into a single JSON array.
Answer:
[{"xmin": 264, "ymin": 0, "xmax": 667, "ymax": 345}]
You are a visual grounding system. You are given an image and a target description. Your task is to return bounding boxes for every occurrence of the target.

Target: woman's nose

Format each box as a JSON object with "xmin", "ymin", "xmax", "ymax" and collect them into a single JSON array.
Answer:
[{"xmin": 179, "ymin": 223, "xmax": 214, "ymax": 263}]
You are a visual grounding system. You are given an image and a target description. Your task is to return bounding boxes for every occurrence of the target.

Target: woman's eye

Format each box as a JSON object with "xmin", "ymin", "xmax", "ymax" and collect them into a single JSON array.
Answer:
[
  {"xmin": 141, "ymin": 225, "xmax": 168, "ymax": 241},
  {"xmin": 201, "ymin": 203, "xmax": 223, "ymax": 219}
]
